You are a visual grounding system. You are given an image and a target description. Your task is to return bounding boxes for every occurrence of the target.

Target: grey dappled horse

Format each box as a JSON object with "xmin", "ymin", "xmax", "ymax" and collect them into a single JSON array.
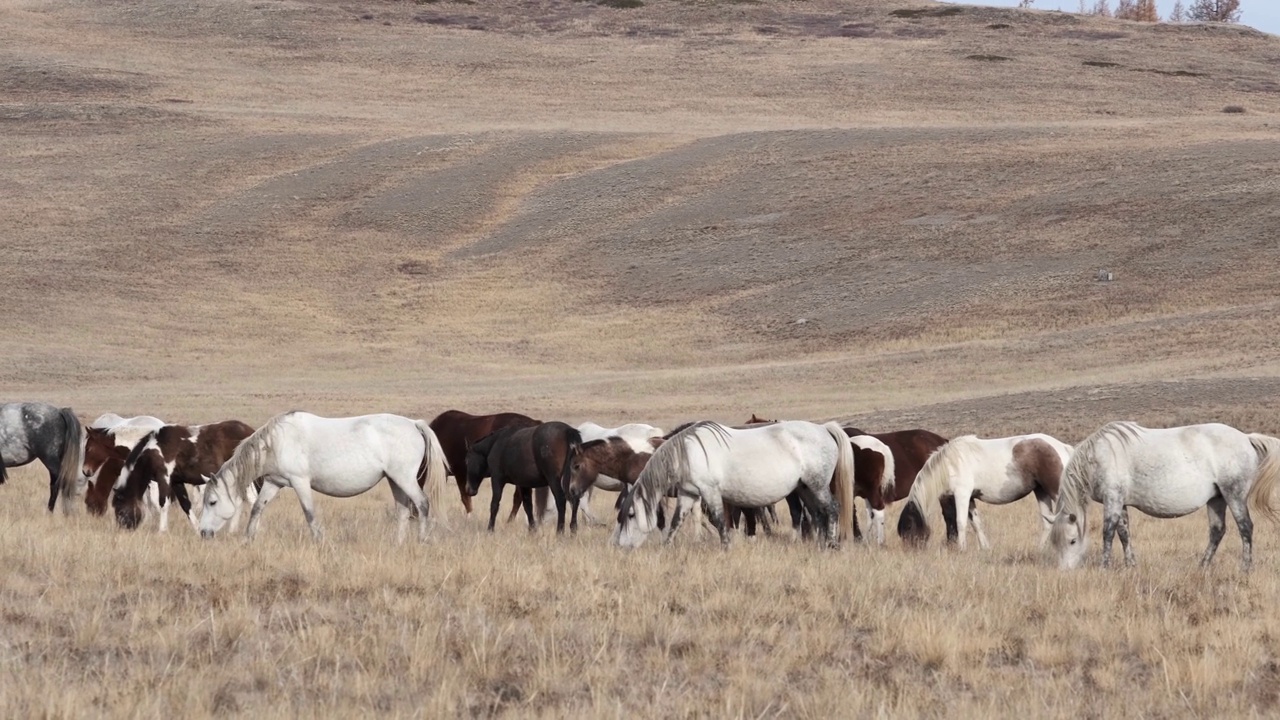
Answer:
[{"xmin": 0, "ymin": 402, "xmax": 84, "ymax": 512}]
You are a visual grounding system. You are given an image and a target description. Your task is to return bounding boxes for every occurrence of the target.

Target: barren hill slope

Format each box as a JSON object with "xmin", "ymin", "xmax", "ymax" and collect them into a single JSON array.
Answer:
[{"xmin": 2, "ymin": 0, "xmax": 1279, "ymax": 429}]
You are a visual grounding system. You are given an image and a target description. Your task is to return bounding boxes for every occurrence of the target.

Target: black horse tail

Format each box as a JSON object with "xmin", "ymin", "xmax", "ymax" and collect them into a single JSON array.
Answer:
[
  {"xmin": 558, "ymin": 427, "xmax": 583, "ymax": 494},
  {"xmin": 56, "ymin": 407, "xmax": 84, "ymax": 513}
]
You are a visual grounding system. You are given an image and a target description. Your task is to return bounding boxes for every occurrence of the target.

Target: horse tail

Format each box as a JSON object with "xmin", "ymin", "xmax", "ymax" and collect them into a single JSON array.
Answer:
[
  {"xmin": 1247, "ymin": 434, "xmax": 1280, "ymax": 521},
  {"xmin": 414, "ymin": 421, "xmax": 449, "ymax": 525},
  {"xmin": 57, "ymin": 407, "xmax": 84, "ymax": 513},
  {"xmin": 559, "ymin": 426, "xmax": 583, "ymax": 496},
  {"xmin": 823, "ymin": 422, "xmax": 855, "ymax": 543},
  {"xmin": 900, "ymin": 441, "xmax": 957, "ymax": 546}
]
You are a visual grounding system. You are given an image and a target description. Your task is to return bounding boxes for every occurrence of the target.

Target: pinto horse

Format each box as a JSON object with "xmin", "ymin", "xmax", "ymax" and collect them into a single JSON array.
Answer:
[
  {"xmin": 429, "ymin": 410, "xmax": 540, "ymax": 514},
  {"xmin": 82, "ymin": 416, "xmax": 165, "ymax": 515},
  {"xmin": 465, "ymin": 422, "xmax": 582, "ymax": 534},
  {"xmin": 200, "ymin": 412, "xmax": 448, "ymax": 542},
  {"xmin": 113, "ymin": 420, "xmax": 255, "ymax": 531},
  {"xmin": 0, "ymin": 401, "xmax": 83, "ymax": 513},
  {"xmin": 900, "ymin": 433, "xmax": 1073, "ymax": 550}
]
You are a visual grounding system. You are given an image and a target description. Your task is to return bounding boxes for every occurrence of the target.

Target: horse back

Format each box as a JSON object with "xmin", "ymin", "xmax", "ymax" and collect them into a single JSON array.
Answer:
[
  {"xmin": 173, "ymin": 420, "xmax": 255, "ymax": 484},
  {"xmin": 869, "ymin": 429, "xmax": 947, "ymax": 500},
  {"xmin": 430, "ymin": 410, "xmax": 538, "ymax": 476}
]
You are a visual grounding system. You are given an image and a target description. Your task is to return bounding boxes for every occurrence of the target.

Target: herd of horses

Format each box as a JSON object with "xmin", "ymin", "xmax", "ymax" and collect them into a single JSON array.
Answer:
[{"xmin": 5, "ymin": 399, "xmax": 1280, "ymax": 570}]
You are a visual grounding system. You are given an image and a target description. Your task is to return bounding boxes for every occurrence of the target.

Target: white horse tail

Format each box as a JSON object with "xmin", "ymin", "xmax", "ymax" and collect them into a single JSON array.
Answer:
[
  {"xmin": 1247, "ymin": 434, "xmax": 1280, "ymax": 521},
  {"xmin": 823, "ymin": 422, "xmax": 855, "ymax": 542},
  {"xmin": 58, "ymin": 407, "xmax": 85, "ymax": 512},
  {"xmin": 415, "ymin": 421, "xmax": 449, "ymax": 524}
]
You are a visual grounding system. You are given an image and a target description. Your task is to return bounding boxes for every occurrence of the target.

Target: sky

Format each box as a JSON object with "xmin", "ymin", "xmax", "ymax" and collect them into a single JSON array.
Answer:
[{"xmin": 948, "ymin": 0, "xmax": 1279, "ymax": 35}]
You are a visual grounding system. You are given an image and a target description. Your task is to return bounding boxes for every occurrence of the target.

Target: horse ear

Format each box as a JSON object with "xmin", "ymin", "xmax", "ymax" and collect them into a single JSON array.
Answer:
[
  {"xmin": 648, "ymin": 437, "xmax": 664, "ymax": 449},
  {"xmin": 1067, "ymin": 513, "xmax": 1077, "ymax": 524}
]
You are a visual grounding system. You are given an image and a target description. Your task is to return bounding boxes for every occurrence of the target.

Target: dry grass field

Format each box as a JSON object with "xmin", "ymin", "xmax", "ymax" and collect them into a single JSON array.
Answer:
[{"xmin": 3, "ymin": 0, "xmax": 1280, "ymax": 715}]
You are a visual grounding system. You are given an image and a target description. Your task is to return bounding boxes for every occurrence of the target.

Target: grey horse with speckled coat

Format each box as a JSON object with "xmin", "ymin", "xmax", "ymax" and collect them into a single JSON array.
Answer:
[{"xmin": 0, "ymin": 401, "xmax": 83, "ymax": 513}]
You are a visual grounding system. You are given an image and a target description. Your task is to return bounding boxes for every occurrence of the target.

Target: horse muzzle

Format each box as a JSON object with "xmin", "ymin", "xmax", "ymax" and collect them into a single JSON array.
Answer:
[{"xmin": 200, "ymin": 529, "xmax": 215, "ymax": 540}]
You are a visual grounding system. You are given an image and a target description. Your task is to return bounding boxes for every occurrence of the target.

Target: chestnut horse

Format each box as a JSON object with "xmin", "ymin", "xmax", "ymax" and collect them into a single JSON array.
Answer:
[
  {"xmin": 113, "ymin": 420, "xmax": 255, "ymax": 531},
  {"xmin": 465, "ymin": 422, "xmax": 583, "ymax": 534},
  {"xmin": 429, "ymin": 410, "xmax": 540, "ymax": 514}
]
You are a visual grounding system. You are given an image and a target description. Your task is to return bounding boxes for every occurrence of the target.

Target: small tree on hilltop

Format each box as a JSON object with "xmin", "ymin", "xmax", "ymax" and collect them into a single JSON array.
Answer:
[
  {"xmin": 1169, "ymin": 0, "xmax": 1187, "ymax": 21},
  {"xmin": 1018, "ymin": 0, "xmax": 1034, "ymax": 8},
  {"xmin": 1092, "ymin": 0, "xmax": 1112, "ymax": 17},
  {"xmin": 1189, "ymin": 0, "xmax": 1242, "ymax": 22},
  {"xmin": 1078, "ymin": 0, "xmax": 1087, "ymax": 13},
  {"xmin": 1115, "ymin": 0, "xmax": 1159, "ymax": 20}
]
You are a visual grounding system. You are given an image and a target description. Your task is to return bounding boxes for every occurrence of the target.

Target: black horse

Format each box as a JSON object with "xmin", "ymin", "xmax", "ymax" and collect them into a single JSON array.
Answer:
[
  {"xmin": 0, "ymin": 401, "xmax": 83, "ymax": 512},
  {"xmin": 465, "ymin": 422, "xmax": 583, "ymax": 534}
]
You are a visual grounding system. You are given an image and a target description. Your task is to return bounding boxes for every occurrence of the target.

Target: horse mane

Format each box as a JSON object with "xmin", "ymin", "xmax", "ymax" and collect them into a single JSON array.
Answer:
[
  {"xmin": 850, "ymin": 434, "xmax": 896, "ymax": 497},
  {"xmin": 634, "ymin": 421, "xmax": 731, "ymax": 510},
  {"xmin": 1054, "ymin": 422, "xmax": 1145, "ymax": 536},
  {"xmin": 217, "ymin": 414, "xmax": 289, "ymax": 500},
  {"xmin": 123, "ymin": 428, "xmax": 159, "ymax": 470}
]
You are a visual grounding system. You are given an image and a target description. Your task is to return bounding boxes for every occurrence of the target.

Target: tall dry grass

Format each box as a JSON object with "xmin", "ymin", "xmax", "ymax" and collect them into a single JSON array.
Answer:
[{"xmin": 3, "ymin": 463, "xmax": 1278, "ymax": 718}]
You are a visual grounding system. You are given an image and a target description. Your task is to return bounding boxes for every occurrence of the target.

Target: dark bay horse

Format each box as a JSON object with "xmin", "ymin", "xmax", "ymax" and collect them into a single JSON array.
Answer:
[
  {"xmin": 113, "ymin": 420, "xmax": 254, "ymax": 531},
  {"xmin": 83, "ymin": 428, "xmax": 131, "ymax": 516},
  {"xmin": 429, "ymin": 410, "xmax": 540, "ymax": 514},
  {"xmin": 0, "ymin": 401, "xmax": 83, "ymax": 512},
  {"xmin": 465, "ymin": 422, "xmax": 582, "ymax": 533}
]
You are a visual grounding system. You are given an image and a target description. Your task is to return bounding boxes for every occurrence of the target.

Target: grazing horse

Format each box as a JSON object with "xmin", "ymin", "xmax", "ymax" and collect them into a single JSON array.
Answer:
[
  {"xmin": 113, "ymin": 420, "xmax": 255, "ymax": 531},
  {"xmin": 571, "ymin": 422, "xmax": 664, "ymax": 523},
  {"xmin": 82, "ymin": 416, "xmax": 165, "ymax": 515},
  {"xmin": 0, "ymin": 401, "xmax": 83, "ymax": 513},
  {"xmin": 1053, "ymin": 422, "xmax": 1280, "ymax": 570},
  {"xmin": 614, "ymin": 421, "xmax": 855, "ymax": 548},
  {"xmin": 429, "ymin": 410, "xmax": 540, "ymax": 514},
  {"xmin": 465, "ymin": 422, "xmax": 582, "ymax": 533},
  {"xmin": 900, "ymin": 433, "xmax": 1072, "ymax": 550},
  {"xmin": 842, "ymin": 427, "xmax": 954, "ymax": 543},
  {"xmin": 567, "ymin": 436, "xmax": 653, "ymax": 499},
  {"xmin": 200, "ymin": 412, "xmax": 448, "ymax": 542}
]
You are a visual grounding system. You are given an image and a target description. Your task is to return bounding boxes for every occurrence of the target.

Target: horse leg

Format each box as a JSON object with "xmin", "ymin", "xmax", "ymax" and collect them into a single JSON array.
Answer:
[
  {"xmin": 1224, "ymin": 490, "xmax": 1254, "ymax": 571},
  {"xmin": 952, "ymin": 488, "xmax": 972, "ymax": 551},
  {"xmin": 507, "ymin": 488, "xmax": 525, "ymax": 524},
  {"xmin": 969, "ymin": 502, "xmax": 991, "ymax": 550},
  {"xmin": 869, "ymin": 501, "xmax": 886, "ymax": 546},
  {"xmin": 245, "ymin": 483, "xmax": 282, "ymax": 540},
  {"xmin": 171, "ymin": 483, "xmax": 198, "ymax": 531},
  {"xmin": 785, "ymin": 492, "xmax": 803, "ymax": 540},
  {"xmin": 1117, "ymin": 508, "xmax": 1136, "ymax": 568},
  {"xmin": 1033, "ymin": 486, "xmax": 1056, "ymax": 549},
  {"xmin": 456, "ymin": 476, "xmax": 473, "ymax": 515},
  {"xmin": 700, "ymin": 492, "xmax": 730, "ymax": 547},
  {"xmin": 41, "ymin": 456, "xmax": 59, "ymax": 512},
  {"xmin": 941, "ymin": 495, "xmax": 960, "ymax": 545},
  {"xmin": 579, "ymin": 485, "xmax": 602, "ymax": 526},
  {"xmin": 569, "ymin": 495, "xmax": 580, "ymax": 535},
  {"xmin": 487, "ymin": 481, "xmax": 504, "ymax": 532},
  {"xmin": 158, "ymin": 486, "xmax": 170, "ymax": 533},
  {"xmin": 520, "ymin": 487, "xmax": 537, "ymax": 531},
  {"xmin": 1101, "ymin": 499, "xmax": 1123, "ymax": 569},
  {"xmin": 549, "ymin": 482, "xmax": 568, "ymax": 535},
  {"xmin": 389, "ymin": 482, "xmax": 414, "ymax": 544},
  {"xmin": 293, "ymin": 480, "xmax": 322, "ymax": 541},
  {"xmin": 664, "ymin": 493, "xmax": 697, "ymax": 544},
  {"xmin": 1201, "ymin": 495, "xmax": 1228, "ymax": 568}
]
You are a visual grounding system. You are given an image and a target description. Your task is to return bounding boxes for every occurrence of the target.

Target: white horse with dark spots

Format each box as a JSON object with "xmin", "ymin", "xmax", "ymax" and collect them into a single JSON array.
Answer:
[
  {"xmin": 82, "ymin": 414, "xmax": 165, "ymax": 515},
  {"xmin": 1052, "ymin": 422, "xmax": 1280, "ymax": 570},
  {"xmin": 199, "ymin": 411, "xmax": 448, "ymax": 542},
  {"xmin": 899, "ymin": 433, "xmax": 1072, "ymax": 550},
  {"xmin": 613, "ymin": 420, "xmax": 854, "ymax": 548}
]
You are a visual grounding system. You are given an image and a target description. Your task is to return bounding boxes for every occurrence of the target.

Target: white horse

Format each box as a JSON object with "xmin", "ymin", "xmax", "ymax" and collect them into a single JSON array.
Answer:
[
  {"xmin": 613, "ymin": 420, "xmax": 854, "ymax": 548},
  {"xmin": 901, "ymin": 433, "xmax": 1072, "ymax": 550},
  {"xmin": 573, "ymin": 421, "xmax": 664, "ymax": 524},
  {"xmin": 199, "ymin": 411, "xmax": 448, "ymax": 542},
  {"xmin": 1052, "ymin": 422, "xmax": 1280, "ymax": 570}
]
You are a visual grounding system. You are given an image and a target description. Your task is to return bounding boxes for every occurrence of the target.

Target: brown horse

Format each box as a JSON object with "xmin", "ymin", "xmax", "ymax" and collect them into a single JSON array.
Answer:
[
  {"xmin": 566, "ymin": 436, "xmax": 653, "ymax": 499},
  {"xmin": 465, "ymin": 422, "xmax": 582, "ymax": 533},
  {"xmin": 429, "ymin": 410, "xmax": 540, "ymax": 514},
  {"xmin": 113, "ymin": 420, "xmax": 254, "ymax": 531}
]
